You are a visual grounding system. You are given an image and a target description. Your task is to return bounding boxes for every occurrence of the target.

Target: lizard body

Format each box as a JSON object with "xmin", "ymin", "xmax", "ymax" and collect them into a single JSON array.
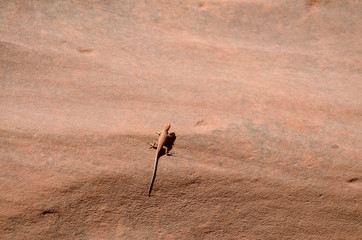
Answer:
[{"xmin": 148, "ymin": 123, "xmax": 171, "ymax": 197}]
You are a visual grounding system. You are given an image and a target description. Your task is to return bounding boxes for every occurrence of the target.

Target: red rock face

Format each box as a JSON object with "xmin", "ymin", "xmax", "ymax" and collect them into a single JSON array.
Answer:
[{"xmin": 1, "ymin": 0, "xmax": 361, "ymax": 239}]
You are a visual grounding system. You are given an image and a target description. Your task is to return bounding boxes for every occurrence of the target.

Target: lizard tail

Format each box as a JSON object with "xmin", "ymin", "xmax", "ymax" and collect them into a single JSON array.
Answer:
[{"xmin": 148, "ymin": 155, "xmax": 159, "ymax": 197}]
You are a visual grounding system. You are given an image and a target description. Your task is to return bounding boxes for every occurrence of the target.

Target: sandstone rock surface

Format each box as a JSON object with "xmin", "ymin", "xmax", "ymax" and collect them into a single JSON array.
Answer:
[{"xmin": 1, "ymin": 0, "xmax": 361, "ymax": 239}]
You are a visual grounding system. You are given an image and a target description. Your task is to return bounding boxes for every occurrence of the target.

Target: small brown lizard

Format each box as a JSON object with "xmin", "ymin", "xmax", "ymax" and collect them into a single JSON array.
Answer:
[{"xmin": 148, "ymin": 123, "xmax": 171, "ymax": 197}]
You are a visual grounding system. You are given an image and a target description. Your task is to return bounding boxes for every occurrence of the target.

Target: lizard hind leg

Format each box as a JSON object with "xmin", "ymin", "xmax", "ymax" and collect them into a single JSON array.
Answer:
[
  {"xmin": 163, "ymin": 146, "xmax": 174, "ymax": 156},
  {"xmin": 148, "ymin": 141, "xmax": 157, "ymax": 149},
  {"xmin": 162, "ymin": 146, "xmax": 171, "ymax": 155}
]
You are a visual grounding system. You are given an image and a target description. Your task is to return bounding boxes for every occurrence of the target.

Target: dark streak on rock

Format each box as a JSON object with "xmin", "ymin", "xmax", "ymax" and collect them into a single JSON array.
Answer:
[
  {"xmin": 77, "ymin": 48, "xmax": 93, "ymax": 54},
  {"xmin": 347, "ymin": 178, "xmax": 359, "ymax": 183},
  {"xmin": 42, "ymin": 210, "xmax": 57, "ymax": 215}
]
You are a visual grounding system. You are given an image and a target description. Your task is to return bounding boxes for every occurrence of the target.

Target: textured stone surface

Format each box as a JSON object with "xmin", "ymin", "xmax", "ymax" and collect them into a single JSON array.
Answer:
[{"xmin": 1, "ymin": 0, "xmax": 361, "ymax": 239}]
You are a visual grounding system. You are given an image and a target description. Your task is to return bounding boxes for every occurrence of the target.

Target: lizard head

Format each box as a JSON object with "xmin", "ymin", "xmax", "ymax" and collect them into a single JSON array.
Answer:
[{"xmin": 164, "ymin": 122, "xmax": 171, "ymax": 131}]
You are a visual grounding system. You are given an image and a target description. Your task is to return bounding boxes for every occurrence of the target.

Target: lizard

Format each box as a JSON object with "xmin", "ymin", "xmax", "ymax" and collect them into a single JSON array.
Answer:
[{"xmin": 148, "ymin": 123, "xmax": 171, "ymax": 197}]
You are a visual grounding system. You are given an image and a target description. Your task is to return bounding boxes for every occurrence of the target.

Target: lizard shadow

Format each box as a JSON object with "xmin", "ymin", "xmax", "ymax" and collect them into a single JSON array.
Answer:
[
  {"xmin": 150, "ymin": 132, "xmax": 177, "ymax": 157},
  {"xmin": 165, "ymin": 132, "xmax": 177, "ymax": 155}
]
